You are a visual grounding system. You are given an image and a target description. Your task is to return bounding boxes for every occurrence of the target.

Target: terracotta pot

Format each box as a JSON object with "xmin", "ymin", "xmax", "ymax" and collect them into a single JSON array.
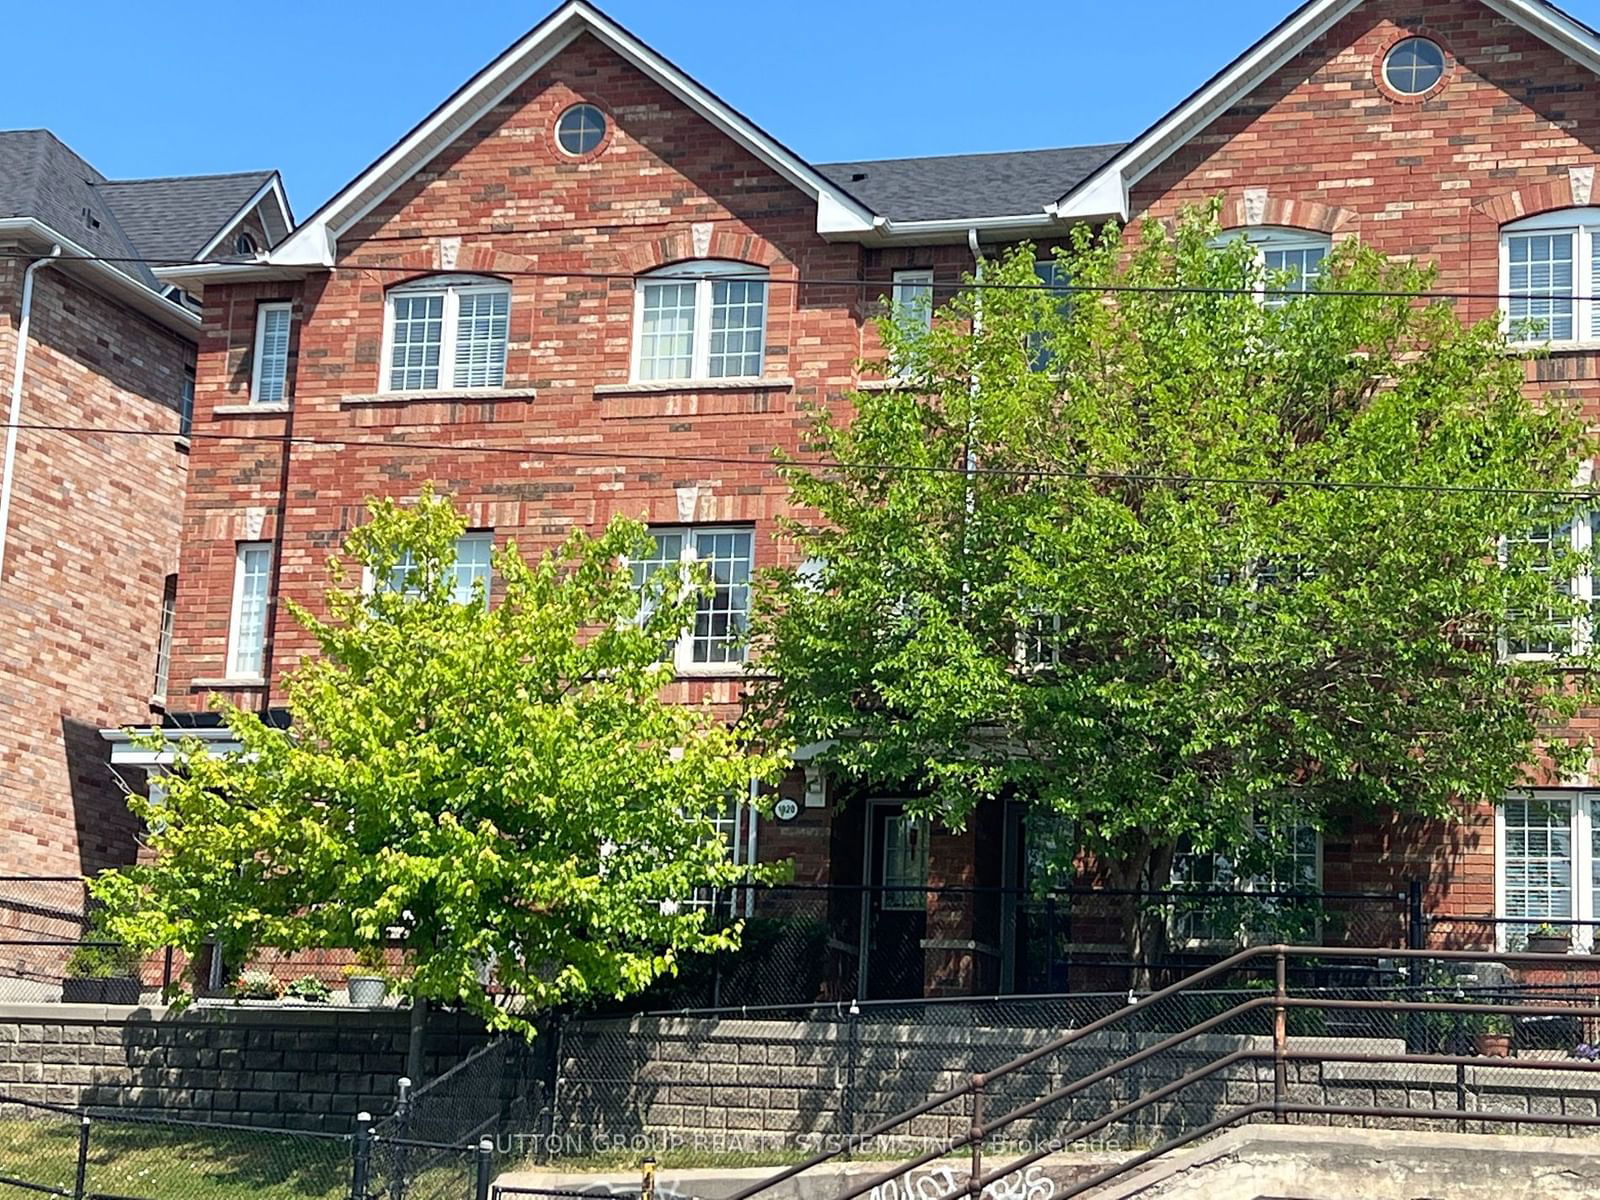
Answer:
[{"xmin": 1474, "ymin": 1032, "xmax": 1512, "ymax": 1057}]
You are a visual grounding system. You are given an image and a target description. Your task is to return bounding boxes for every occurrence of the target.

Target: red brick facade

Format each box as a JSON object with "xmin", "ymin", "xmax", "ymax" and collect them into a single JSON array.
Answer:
[
  {"xmin": 0, "ymin": 255, "xmax": 192, "ymax": 874},
  {"xmin": 159, "ymin": 0, "xmax": 1600, "ymax": 991}
]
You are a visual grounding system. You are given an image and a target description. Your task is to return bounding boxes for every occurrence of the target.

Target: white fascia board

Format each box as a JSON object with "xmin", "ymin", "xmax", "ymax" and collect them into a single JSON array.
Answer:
[
  {"xmin": 271, "ymin": 1, "xmax": 879, "ymax": 264},
  {"xmin": 0, "ymin": 218, "xmax": 200, "ymax": 336},
  {"xmin": 1049, "ymin": 170, "xmax": 1130, "ymax": 224},
  {"xmin": 156, "ymin": 260, "xmax": 316, "ymax": 285},
  {"xmin": 193, "ymin": 174, "xmax": 296, "ymax": 263},
  {"xmin": 100, "ymin": 726, "xmax": 242, "ymax": 766},
  {"xmin": 869, "ymin": 212, "xmax": 1067, "ymax": 245},
  {"xmin": 1052, "ymin": 0, "xmax": 1361, "ymax": 218}
]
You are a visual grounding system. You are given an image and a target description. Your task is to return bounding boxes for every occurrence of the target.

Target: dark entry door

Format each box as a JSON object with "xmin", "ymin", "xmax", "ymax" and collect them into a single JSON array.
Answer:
[{"xmin": 865, "ymin": 803, "xmax": 928, "ymax": 999}]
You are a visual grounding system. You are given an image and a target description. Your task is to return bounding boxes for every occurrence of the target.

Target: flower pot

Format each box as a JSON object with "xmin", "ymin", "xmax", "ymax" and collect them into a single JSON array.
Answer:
[
  {"xmin": 1474, "ymin": 1032, "xmax": 1512, "ymax": 1057},
  {"xmin": 62, "ymin": 976, "xmax": 141, "ymax": 1005},
  {"xmin": 345, "ymin": 975, "xmax": 388, "ymax": 1006},
  {"xmin": 1528, "ymin": 933, "xmax": 1570, "ymax": 954}
]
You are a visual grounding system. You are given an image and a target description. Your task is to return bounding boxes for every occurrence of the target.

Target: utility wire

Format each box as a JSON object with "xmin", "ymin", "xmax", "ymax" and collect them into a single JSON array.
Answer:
[
  {"xmin": 5, "ymin": 419, "xmax": 1595, "ymax": 501},
  {"xmin": 0, "ymin": 246, "xmax": 1591, "ymax": 305}
]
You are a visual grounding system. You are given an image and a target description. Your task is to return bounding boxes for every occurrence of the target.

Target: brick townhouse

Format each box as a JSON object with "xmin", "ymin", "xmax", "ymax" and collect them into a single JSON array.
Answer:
[
  {"xmin": 112, "ymin": 0, "xmax": 1600, "ymax": 998},
  {"xmin": 0, "ymin": 130, "xmax": 291, "ymax": 876}
]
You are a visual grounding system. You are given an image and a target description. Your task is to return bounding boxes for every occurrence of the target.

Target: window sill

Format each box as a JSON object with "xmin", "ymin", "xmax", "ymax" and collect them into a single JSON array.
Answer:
[
  {"xmin": 174, "ymin": 436, "xmax": 191, "ymax": 453},
  {"xmin": 1508, "ymin": 340, "xmax": 1600, "ymax": 354},
  {"xmin": 213, "ymin": 403, "xmax": 290, "ymax": 416},
  {"xmin": 673, "ymin": 665, "xmax": 749, "ymax": 680},
  {"xmin": 856, "ymin": 377, "xmax": 913, "ymax": 392},
  {"xmin": 594, "ymin": 377, "xmax": 794, "ymax": 396},
  {"xmin": 341, "ymin": 387, "xmax": 538, "ymax": 406},
  {"xmin": 189, "ymin": 676, "xmax": 266, "ymax": 688}
]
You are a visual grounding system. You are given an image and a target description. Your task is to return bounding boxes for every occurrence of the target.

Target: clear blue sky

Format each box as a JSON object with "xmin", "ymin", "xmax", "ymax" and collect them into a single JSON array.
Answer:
[{"xmin": 7, "ymin": 0, "xmax": 1600, "ymax": 220}]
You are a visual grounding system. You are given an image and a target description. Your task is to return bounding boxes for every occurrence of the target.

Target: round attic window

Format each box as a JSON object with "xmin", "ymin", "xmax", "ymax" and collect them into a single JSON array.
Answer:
[
  {"xmin": 1382, "ymin": 37, "xmax": 1446, "ymax": 96},
  {"xmin": 556, "ymin": 103, "xmax": 607, "ymax": 156},
  {"xmin": 234, "ymin": 232, "xmax": 258, "ymax": 255}
]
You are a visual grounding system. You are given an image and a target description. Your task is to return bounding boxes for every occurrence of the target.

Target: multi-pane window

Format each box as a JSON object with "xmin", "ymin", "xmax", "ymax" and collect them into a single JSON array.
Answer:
[
  {"xmin": 382, "ymin": 277, "xmax": 510, "ymax": 392},
  {"xmin": 628, "ymin": 531, "xmax": 685, "ymax": 628},
  {"xmin": 633, "ymin": 261, "xmax": 768, "ymax": 382},
  {"xmin": 152, "ymin": 574, "xmax": 177, "ymax": 701},
  {"xmin": 1216, "ymin": 229, "xmax": 1330, "ymax": 307},
  {"xmin": 1499, "ymin": 210, "xmax": 1600, "ymax": 344},
  {"xmin": 381, "ymin": 533, "xmax": 494, "ymax": 605},
  {"xmin": 1260, "ymin": 244, "xmax": 1326, "ymax": 307},
  {"xmin": 1500, "ymin": 516, "xmax": 1593, "ymax": 659},
  {"xmin": 1502, "ymin": 794, "xmax": 1576, "ymax": 946},
  {"xmin": 227, "ymin": 542, "xmax": 272, "ymax": 679},
  {"xmin": 628, "ymin": 526, "xmax": 753, "ymax": 671},
  {"xmin": 1029, "ymin": 260, "xmax": 1071, "ymax": 370},
  {"xmin": 1170, "ymin": 821, "xmax": 1321, "ymax": 943},
  {"xmin": 250, "ymin": 302, "xmax": 292, "ymax": 404},
  {"xmin": 889, "ymin": 269, "xmax": 935, "ymax": 379},
  {"xmin": 179, "ymin": 361, "xmax": 195, "ymax": 439}
]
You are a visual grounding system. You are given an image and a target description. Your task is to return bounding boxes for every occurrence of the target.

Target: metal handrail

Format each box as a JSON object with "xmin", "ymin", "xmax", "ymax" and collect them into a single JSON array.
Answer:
[{"xmin": 727, "ymin": 943, "xmax": 1600, "ymax": 1200}]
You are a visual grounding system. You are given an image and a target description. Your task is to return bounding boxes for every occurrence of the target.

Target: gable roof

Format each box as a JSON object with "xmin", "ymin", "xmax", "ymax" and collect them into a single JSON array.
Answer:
[
  {"xmin": 817, "ymin": 145, "xmax": 1125, "ymax": 223},
  {"xmin": 95, "ymin": 170, "xmax": 290, "ymax": 263},
  {"xmin": 272, "ymin": 0, "xmax": 883, "ymax": 265},
  {"xmin": 0, "ymin": 129, "xmax": 159, "ymax": 290},
  {"xmin": 1054, "ymin": 0, "xmax": 1600, "ymax": 221}
]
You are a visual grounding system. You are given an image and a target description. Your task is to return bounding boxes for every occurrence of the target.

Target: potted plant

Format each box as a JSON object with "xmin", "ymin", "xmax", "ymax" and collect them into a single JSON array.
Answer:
[
  {"xmin": 229, "ymin": 968, "xmax": 282, "ymax": 1002},
  {"xmin": 343, "ymin": 949, "xmax": 391, "ymax": 1006},
  {"xmin": 1473, "ymin": 1012, "xmax": 1514, "ymax": 1057},
  {"xmin": 284, "ymin": 975, "xmax": 332, "ymax": 1004},
  {"xmin": 63, "ymin": 913, "xmax": 143, "ymax": 1005},
  {"xmin": 1527, "ymin": 923, "xmax": 1570, "ymax": 954}
]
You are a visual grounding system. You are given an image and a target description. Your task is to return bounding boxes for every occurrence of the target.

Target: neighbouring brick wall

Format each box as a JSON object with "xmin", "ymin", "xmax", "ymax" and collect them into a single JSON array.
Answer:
[
  {"xmin": 0, "ymin": 257, "xmax": 193, "ymax": 876},
  {"xmin": 0, "ymin": 1002, "xmax": 488, "ymax": 1131}
]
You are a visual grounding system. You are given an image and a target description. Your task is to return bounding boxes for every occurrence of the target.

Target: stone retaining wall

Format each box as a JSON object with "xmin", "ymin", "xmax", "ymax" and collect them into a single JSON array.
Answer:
[
  {"xmin": 0, "ymin": 1001, "xmax": 487, "ymax": 1131},
  {"xmin": 554, "ymin": 1015, "xmax": 1600, "ymax": 1157}
]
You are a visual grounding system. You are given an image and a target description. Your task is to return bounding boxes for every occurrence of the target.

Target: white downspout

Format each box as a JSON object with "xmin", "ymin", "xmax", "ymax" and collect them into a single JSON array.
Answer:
[{"xmin": 0, "ymin": 245, "xmax": 62, "ymax": 586}]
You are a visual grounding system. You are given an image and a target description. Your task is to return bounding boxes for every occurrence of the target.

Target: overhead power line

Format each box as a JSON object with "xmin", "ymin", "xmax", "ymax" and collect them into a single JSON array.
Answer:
[
  {"xmin": 5, "ymin": 420, "xmax": 1594, "ymax": 501},
  {"xmin": 0, "ymin": 246, "xmax": 1591, "ymax": 306}
]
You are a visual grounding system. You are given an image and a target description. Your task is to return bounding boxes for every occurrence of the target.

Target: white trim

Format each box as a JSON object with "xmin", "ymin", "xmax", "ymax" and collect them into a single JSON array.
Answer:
[
  {"xmin": 1053, "ymin": 0, "xmax": 1600, "ymax": 223},
  {"xmin": 193, "ymin": 174, "xmax": 295, "ymax": 263},
  {"xmin": 1495, "ymin": 789, "xmax": 1600, "ymax": 951},
  {"xmin": 248, "ymin": 302, "xmax": 293, "ymax": 405},
  {"xmin": 0, "ymin": 217, "xmax": 199, "ymax": 335},
  {"xmin": 100, "ymin": 725, "xmax": 244, "ymax": 767},
  {"xmin": 225, "ymin": 541, "xmax": 272, "ymax": 680},
  {"xmin": 379, "ymin": 276, "xmax": 510, "ymax": 393},
  {"xmin": 270, "ymin": 1, "xmax": 876, "ymax": 267},
  {"xmin": 1498, "ymin": 209, "xmax": 1600, "ymax": 347}
]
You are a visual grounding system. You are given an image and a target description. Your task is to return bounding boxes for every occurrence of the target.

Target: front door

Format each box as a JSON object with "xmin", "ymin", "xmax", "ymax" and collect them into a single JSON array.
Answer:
[{"xmin": 864, "ymin": 803, "xmax": 928, "ymax": 999}]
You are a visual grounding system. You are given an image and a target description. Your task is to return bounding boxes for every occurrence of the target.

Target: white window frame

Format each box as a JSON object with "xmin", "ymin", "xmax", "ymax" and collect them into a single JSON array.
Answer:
[
  {"xmin": 151, "ymin": 573, "xmax": 177, "ymax": 704},
  {"xmin": 1499, "ymin": 209, "xmax": 1600, "ymax": 347},
  {"xmin": 629, "ymin": 525, "xmax": 754, "ymax": 675},
  {"xmin": 1219, "ymin": 228, "xmax": 1331, "ymax": 306},
  {"xmin": 1495, "ymin": 790, "xmax": 1600, "ymax": 950},
  {"xmin": 249, "ymin": 302, "xmax": 292, "ymax": 405},
  {"xmin": 379, "ymin": 275, "xmax": 511, "ymax": 394},
  {"xmin": 225, "ymin": 541, "xmax": 272, "ymax": 681},
  {"xmin": 1168, "ymin": 820, "xmax": 1323, "ymax": 949},
  {"xmin": 1498, "ymin": 475, "xmax": 1595, "ymax": 662},
  {"xmin": 367, "ymin": 532, "xmax": 495, "ymax": 605},
  {"xmin": 629, "ymin": 260, "xmax": 768, "ymax": 384}
]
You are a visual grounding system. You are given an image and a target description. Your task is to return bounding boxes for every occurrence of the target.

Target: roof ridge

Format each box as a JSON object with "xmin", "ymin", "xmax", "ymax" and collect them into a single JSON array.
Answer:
[
  {"xmin": 819, "ymin": 142, "xmax": 1127, "ymax": 167},
  {"xmin": 100, "ymin": 169, "xmax": 275, "ymax": 186}
]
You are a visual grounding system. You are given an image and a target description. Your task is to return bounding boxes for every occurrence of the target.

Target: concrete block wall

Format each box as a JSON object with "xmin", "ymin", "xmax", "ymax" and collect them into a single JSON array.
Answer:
[
  {"xmin": 0, "ymin": 1001, "xmax": 487, "ymax": 1131},
  {"xmin": 554, "ymin": 1016, "xmax": 1600, "ymax": 1158}
]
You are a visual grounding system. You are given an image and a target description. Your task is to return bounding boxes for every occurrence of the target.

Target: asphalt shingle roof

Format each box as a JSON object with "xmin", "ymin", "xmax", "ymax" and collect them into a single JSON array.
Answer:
[
  {"xmin": 95, "ymin": 172, "xmax": 275, "ymax": 264},
  {"xmin": 816, "ymin": 143, "xmax": 1127, "ymax": 222},
  {"xmin": 0, "ymin": 129, "xmax": 277, "ymax": 294}
]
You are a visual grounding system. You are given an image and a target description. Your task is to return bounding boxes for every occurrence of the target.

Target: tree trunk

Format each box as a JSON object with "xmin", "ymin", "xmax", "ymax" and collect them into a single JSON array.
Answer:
[{"xmin": 1112, "ymin": 838, "xmax": 1178, "ymax": 992}]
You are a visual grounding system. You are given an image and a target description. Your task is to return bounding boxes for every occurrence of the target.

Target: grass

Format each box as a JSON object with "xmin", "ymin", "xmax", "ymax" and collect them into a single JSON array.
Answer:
[{"xmin": 1, "ymin": 1117, "xmax": 354, "ymax": 1200}]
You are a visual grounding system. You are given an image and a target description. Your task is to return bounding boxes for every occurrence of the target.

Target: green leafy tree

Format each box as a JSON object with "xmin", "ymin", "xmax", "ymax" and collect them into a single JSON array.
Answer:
[
  {"xmin": 750, "ymin": 202, "xmax": 1595, "ymax": 960},
  {"xmin": 95, "ymin": 492, "xmax": 785, "ymax": 1034}
]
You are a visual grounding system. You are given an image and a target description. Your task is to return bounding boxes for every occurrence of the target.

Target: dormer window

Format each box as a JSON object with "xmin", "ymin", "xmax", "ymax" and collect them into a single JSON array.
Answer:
[
  {"xmin": 381, "ymin": 275, "xmax": 511, "ymax": 392},
  {"xmin": 631, "ymin": 261, "xmax": 767, "ymax": 383}
]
